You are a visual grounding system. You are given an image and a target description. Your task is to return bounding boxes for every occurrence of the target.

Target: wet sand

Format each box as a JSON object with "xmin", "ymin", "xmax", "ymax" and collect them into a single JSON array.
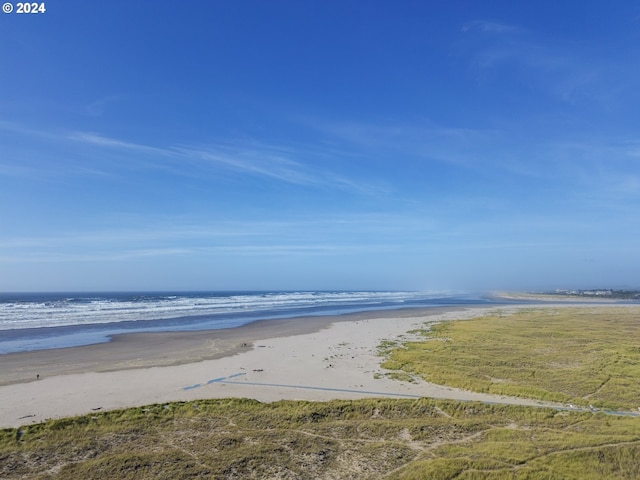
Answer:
[
  {"xmin": 0, "ymin": 307, "xmax": 467, "ymax": 386},
  {"xmin": 0, "ymin": 304, "xmax": 577, "ymax": 429}
]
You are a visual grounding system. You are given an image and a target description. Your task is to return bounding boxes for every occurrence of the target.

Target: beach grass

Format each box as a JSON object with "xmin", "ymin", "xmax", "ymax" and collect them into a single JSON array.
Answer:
[
  {"xmin": 381, "ymin": 307, "xmax": 640, "ymax": 410},
  {"xmin": 5, "ymin": 306, "xmax": 640, "ymax": 478},
  {"xmin": 2, "ymin": 397, "xmax": 640, "ymax": 479}
]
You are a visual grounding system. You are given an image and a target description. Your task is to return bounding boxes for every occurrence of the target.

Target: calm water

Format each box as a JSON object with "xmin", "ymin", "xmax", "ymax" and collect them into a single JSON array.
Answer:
[{"xmin": 0, "ymin": 291, "xmax": 499, "ymax": 354}]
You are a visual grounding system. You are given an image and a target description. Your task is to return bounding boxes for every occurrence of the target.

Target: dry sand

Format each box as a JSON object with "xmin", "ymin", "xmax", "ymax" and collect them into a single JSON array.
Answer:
[{"xmin": 0, "ymin": 305, "xmax": 561, "ymax": 428}]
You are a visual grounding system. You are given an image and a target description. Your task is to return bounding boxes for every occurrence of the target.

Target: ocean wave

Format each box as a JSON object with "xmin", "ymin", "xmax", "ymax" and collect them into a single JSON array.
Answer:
[{"xmin": 0, "ymin": 291, "xmax": 449, "ymax": 331}]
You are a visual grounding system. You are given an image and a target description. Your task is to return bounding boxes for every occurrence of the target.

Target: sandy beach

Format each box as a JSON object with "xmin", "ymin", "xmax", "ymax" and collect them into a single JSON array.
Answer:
[{"xmin": 0, "ymin": 305, "xmax": 567, "ymax": 429}]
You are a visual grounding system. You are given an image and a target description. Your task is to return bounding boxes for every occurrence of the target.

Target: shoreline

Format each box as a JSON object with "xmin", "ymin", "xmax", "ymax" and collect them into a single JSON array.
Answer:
[
  {"xmin": 3, "ymin": 302, "xmax": 636, "ymax": 429},
  {"xmin": 0, "ymin": 305, "xmax": 500, "ymax": 428},
  {"xmin": 0, "ymin": 306, "xmax": 471, "ymax": 387}
]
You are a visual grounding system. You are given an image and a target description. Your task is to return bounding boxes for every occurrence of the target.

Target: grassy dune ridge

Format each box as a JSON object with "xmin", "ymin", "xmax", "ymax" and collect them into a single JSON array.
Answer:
[
  {"xmin": 2, "ymin": 398, "xmax": 640, "ymax": 479},
  {"xmin": 382, "ymin": 307, "xmax": 640, "ymax": 410}
]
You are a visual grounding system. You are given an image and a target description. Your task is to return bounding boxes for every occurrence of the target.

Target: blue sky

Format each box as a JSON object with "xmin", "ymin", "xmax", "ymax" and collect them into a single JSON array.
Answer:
[{"xmin": 1, "ymin": 1, "xmax": 640, "ymax": 292}]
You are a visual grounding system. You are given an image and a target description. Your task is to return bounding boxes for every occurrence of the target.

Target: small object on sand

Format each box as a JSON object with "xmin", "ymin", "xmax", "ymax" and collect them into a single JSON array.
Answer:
[
  {"xmin": 252, "ymin": 368, "xmax": 264, "ymax": 372},
  {"xmin": 91, "ymin": 407, "xmax": 102, "ymax": 411},
  {"xmin": 36, "ymin": 374, "xmax": 39, "ymax": 380}
]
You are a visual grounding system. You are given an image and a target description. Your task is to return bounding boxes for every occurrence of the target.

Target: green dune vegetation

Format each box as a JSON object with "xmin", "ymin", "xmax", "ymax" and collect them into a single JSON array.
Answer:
[
  {"xmin": 2, "ymin": 398, "xmax": 640, "ymax": 479},
  {"xmin": 381, "ymin": 307, "xmax": 640, "ymax": 410},
  {"xmin": 3, "ymin": 307, "xmax": 640, "ymax": 479}
]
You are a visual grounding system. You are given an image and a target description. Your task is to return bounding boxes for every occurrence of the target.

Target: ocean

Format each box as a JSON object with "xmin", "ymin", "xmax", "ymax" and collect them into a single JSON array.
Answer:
[{"xmin": 0, "ymin": 291, "xmax": 499, "ymax": 354}]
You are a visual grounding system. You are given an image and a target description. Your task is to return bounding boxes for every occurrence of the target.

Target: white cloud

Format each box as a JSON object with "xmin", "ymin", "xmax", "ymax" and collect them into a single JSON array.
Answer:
[
  {"xmin": 67, "ymin": 132, "xmax": 169, "ymax": 155},
  {"xmin": 65, "ymin": 130, "xmax": 383, "ymax": 193},
  {"xmin": 1, "ymin": 120, "xmax": 385, "ymax": 194}
]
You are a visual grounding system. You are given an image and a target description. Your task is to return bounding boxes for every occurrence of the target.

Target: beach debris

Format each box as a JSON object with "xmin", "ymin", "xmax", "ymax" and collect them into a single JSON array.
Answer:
[
  {"xmin": 91, "ymin": 407, "xmax": 102, "ymax": 411},
  {"xmin": 252, "ymin": 369, "xmax": 264, "ymax": 372}
]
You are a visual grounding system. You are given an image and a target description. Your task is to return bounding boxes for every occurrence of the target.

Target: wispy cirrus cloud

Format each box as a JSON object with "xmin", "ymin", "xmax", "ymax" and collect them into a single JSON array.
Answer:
[
  {"xmin": 1, "ymin": 121, "xmax": 384, "ymax": 194},
  {"xmin": 67, "ymin": 132, "xmax": 169, "ymax": 155},
  {"xmin": 0, "ymin": 211, "xmax": 442, "ymax": 265},
  {"xmin": 70, "ymin": 130, "xmax": 384, "ymax": 194},
  {"xmin": 0, "ymin": 242, "xmax": 408, "ymax": 264},
  {"xmin": 309, "ymin": 118, "xmax": 504, "ymax": 169},
  {"xmin": 459, "ymin": 19, "xmax": 640, "ymax": 108},
  {"xmin": 304, "ymin": 114, "xmax": 640, "ymax": 209},
  {"xmin": 3, "ymin": 208, "xmax": 627, "ymax": 266}
]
